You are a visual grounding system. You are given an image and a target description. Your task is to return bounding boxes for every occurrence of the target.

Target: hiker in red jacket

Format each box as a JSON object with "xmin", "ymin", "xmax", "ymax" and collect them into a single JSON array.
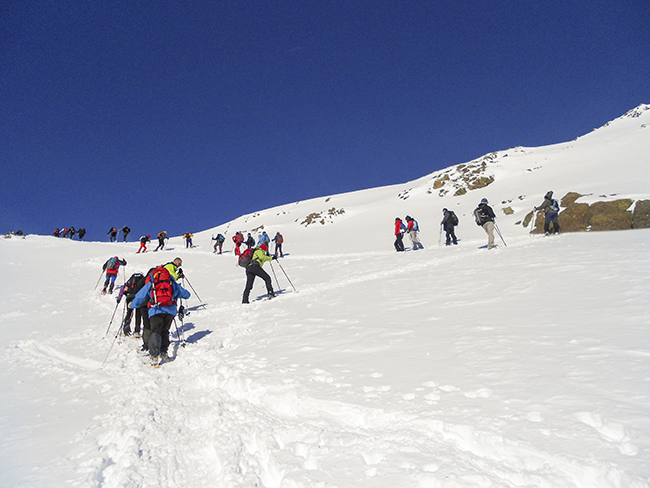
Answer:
[
  {"xmin": 394, "ymin": 218, "xmax": 405, "ymax": 252},
  {"xmin": 101, "ymin": 256, "xmax": 127, "ymax": 295},
  {"xmin": 233, "ymin": 232, "xmax": 244, "ymax": 256}
]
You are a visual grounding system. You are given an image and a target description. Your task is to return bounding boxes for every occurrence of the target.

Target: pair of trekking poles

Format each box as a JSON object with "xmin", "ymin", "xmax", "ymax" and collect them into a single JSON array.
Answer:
[
  {"xmin": 269, "ymin": 259, "xmax": 298, "ymax": 293},
  {"xmin": 437, "ymin": 222, "xmax": 507, "ymax": 247}
]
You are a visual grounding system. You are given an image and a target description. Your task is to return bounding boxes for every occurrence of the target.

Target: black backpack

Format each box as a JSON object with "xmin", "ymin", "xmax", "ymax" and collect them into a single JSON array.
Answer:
[
  {"xmin": 449, "ymin": 211, "xmax": 459, "ymax": 226},
  {"xmin": 124, "ymin": 273, "xmax": 145, "ymax": 297},
  {"xmin": 238, "ymin": 247, "xmax": 255, "ymax": 268},
  {"xmin": 474, "ymin": 206, "xmax": 491, "ymax": 226}
]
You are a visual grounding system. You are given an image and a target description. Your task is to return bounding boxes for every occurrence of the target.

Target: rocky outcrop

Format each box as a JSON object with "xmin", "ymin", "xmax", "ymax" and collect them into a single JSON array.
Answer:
[{"xmin": 528, "ymin": 193, "xmax": 646, "ymax": 233}]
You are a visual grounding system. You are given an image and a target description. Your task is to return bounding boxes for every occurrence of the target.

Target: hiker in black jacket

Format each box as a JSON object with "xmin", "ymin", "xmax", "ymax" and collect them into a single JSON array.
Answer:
[
  {"xmin": 474, "ymin": 198, "xmax": 496, "ymax": 249},
  {"xmin": 441, "ymin": 208, "xmax": 458, "ymax": 246},
  {"xmin": 535, "ymin": 191, "xmax": 561, "ymax": 235}
]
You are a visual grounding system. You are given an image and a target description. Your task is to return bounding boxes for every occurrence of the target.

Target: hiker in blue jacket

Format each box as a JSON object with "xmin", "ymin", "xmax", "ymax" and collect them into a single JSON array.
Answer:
[{"xmin": 130, "ymin": 266, "xmax": 190, "ymax": 363}]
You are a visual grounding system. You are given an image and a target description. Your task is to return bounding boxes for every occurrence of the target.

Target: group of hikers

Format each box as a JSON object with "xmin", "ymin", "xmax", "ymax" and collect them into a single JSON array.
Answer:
[
  {"xmin": 102, "ymin": 256, "xmax": 190, "ymax": 366},
  {"xmin": 215, "ymin": 230, "xmax": 285, "ymax": 258},
  {"xmin": 395, "ymin": 192, "xmax": 560, "ymax": 251},
  {"xmin": 53, "ymin": 227, "xmax": 86, "ymax": 239}
]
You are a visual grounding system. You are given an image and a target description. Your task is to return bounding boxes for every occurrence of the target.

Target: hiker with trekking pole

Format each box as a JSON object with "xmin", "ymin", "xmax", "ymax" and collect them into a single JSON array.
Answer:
[
  {"xmin": 100, "ymin": 256, "xmax": 127, "ymax": 295},
  {"xmin": 473, "ymin": 198, "xmax": 499, "ymax": 249}
]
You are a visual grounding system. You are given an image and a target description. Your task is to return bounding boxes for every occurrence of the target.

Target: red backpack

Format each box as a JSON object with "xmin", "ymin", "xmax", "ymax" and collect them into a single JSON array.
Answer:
[
  {"xmin": 238, "ymin": 247, "xmax": 254, "ymax": 268},
  {"xmin": 147, "ymin": 266, "xmax": 176, "ymax": 308}
]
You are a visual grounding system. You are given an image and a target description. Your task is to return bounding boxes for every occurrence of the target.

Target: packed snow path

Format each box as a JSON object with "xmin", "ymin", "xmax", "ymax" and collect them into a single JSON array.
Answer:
[{"xmin": 1, "ymin": 230, "xmax": 649, "ymax": 487}]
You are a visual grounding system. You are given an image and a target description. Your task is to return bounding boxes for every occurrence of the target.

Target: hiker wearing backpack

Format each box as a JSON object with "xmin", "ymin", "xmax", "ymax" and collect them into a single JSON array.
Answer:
[
  {"xmin": 257, "ymin": 232, "xmax": 271, "ymax": 254},
  {"xmin": 53, "ymin": 228, "xmax": 60, "ymax": 237},
  {"xmin": 69, "ymin": 227, "xmax": 76, "ymax": 239},
  {"xmin": 272, "ymin": 232, "xmax": 284, "ymax": 257},
  {"xmin": 164, "ymin": 257, "xmax": 184, "ymax": 281},
  {"xmin": 137, "ymin": 235, "xmax": 150, "ymax": 253},
  {"xmin": 78, "ymin": 228, "xmax": 86, "ymax": 240},
  {"xmin": 155, "ymin": 231, "xmax": 167, "ymax": 251},
  {"xmin": 101, "ymin": 256, "xmax": 127, "ymax": 295},
  {"xmin": 212, "ymin": 233, "xmax": 225, "ymax": 253},
  {"xmin": 233, "ymin": 232, "xmax": 244, "ymax": 255},
  {"xmin": 535, "ymin": 191, "xmax": 561, "ymax": 235},
  {"xmin": 107, "ymin": 227, "xmax": 117, "ymax": 242},
  {"xmin": 394, "ymin": 217, "xmax": 406, "ymax": 252},
  {"xmin": 60, "ymin": 228, "xmax": 69, "ymax": 238},
  {"xmin": 183, "ymin": 232, "xmax": 194, "ymax": 248},
  {"xmin": 129, "ymin": 265, "xmax": 190, "ymax": 364},
  {"xmin": 117, "ymin": 272, "xmax": 148, "ymax": 338},
  {"xmin": 121, "ymin": 226, "xmax": 131, "ymax": 242},
  {"xmin": 405, "ymin": 216, "xmax": 424, "ymax": 250},
  {"xmin": 245, "ymin": 233, "xmax": 255, "ymax": 249},
  {"xmin": 441, "ymin": 208, "xmax": 459, "ymax": 246},
  {"xmin": 241, "ymin": 244, "xmax": 276, "ymax": 304},
  {"xmin": 474, "ymin": 198, "xmax": 496, "ymax": 249}
]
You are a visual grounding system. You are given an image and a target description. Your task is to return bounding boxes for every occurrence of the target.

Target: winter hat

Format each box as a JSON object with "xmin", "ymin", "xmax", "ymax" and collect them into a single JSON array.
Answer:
[
  {"xmin": 545, "ymin": 191, "xmax": 553, "ymax": 198},
  {"xmin": 481, "ymin": 198, "xmax": 488, "ymax": 204},
  {"xmin": 395, "ymin": 217, "xmax": 401, "ymax": 221},
  {"xmin": 442, "ymin": 208, "xmax": 448, "ymax": 212},
  {"xmin": 260, "ymin": 244, "xmax": 268, "ymax": 251}
]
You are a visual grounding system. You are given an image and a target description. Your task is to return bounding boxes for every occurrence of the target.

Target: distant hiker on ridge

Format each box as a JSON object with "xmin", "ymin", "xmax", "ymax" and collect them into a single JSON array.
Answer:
[
  {"xmin": 154, "ymin": 231, "xmax": 167, "ymax": 251},
  {"xmin": 78, "ymin": 228, "xmax": 86, "ymax": 240},
  {"xmin": 53, "ymin": 228, "xmax": 60, "ymax": 237},
  {"xmin": 183, "ymin": 232, "xmax": 194, "ymax": 248},
  {"xmin": 101, "ymin": 256, "xmax": 127, "ymax": 295},
  {"xmin": 394, "ymin": 217, "xmax": 406, "ymax": 252},
  {"xmin": 69, "ymin": 227, "xmax": 76, "ymax": 239},
  {"xmin": 107, "ymin": 227, "xmax": 117, "ymax": 242},
  {"xmin": 535, "ymin": 191, "xmax": 561, "ymax": 236},
  {"xmin": 212, "ymin": 233, "xmax": 225, "ymax": 254},
  {"xmin": 441, "ymin": 208, "xmax": 459, "ymax": 246},
  {"xmin": 121, "ymin": 226, "xmax": 131, "ymax": 242},
  {"xmin": 474, "ymin": 198, "xmax": 496, "ymax": 249},
  {"xmin": 137, "ymin": 235, "xmax": 150, "ymax": 253}
]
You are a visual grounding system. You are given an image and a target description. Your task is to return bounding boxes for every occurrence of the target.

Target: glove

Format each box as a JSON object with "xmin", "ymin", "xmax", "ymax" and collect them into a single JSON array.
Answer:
[
  {"xmin": 177, "ymin": 268, "xmax": 184, "ymax": 278},
  {"xmin": 178, "ymin": 305, "xmax": 185, "ymax": 319},
  {"xmin": 272, "ymin": 255, "xmax": 277, "ymax": 260},
  {"xmin": 116, "ymin": 296, "xmax": 121, "ymax": 304}
]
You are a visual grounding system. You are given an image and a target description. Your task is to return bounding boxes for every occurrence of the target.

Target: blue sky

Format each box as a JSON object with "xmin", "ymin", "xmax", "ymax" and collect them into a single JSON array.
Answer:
[{"xmin": 2, "ymin": 1, "xmax": 648, "ymax": 241}]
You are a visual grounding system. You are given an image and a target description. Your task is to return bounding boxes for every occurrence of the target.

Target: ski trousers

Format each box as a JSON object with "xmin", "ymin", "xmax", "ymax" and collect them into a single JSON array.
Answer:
[
  {"xmin": 242, "ymin": 263, "xmax": 273, "ymax": 303},
  {"xmin": 148, "ymin": 313, "xmax": 174, "ymax": 357}
]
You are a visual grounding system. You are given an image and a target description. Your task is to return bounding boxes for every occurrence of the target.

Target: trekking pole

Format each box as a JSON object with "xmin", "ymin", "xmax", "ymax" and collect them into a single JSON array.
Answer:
[
  {"xmin": 528, "ymin": 209, "xmax": 537, "ymax": 235},
  {"xmin": 276, "ymin": 261, "xmax": 297, "ymax": 292},
  {"xmin": 269, "ymin": 262, "xmax": 281, "ymax": 291},
  {"xmin": 103, "ymin": 299, "xmax": 124, "ymax": 339},
  {"xmin": 438, "ymin": 224, "xmax": 443, "ymax": 247},
  {"xmin": 94, "ymin": 270, "xmax": 104, "ymax": 291},
  {"xmin": 183, "ymin": 276, "xmax": 204, "ymax": 304},
  {"xmin": 173, "ymin": 317, "xmax": 186, "ymax": 347},
  {"xmin": 494, "ymin": 223, "xmax": 508, "ymax": 247},
  {"xmin": 101, "ymin": 326, "xmax": 122, "ymax": 369}
]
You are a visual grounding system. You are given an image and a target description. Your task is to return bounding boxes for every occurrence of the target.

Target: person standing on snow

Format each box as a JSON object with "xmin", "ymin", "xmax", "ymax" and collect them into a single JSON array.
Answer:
[
  {"xmin": 69, "ymin": 227, "xmax": 76, "ymax": 239},
  {"xmin": 245, "ymin": 233, "xmax": 255, "ymax": 249},
  {"xmin": 117, "ymin": 272, "xmax": 148, "ymax": 338},
  {"xmin": 121, "ymin": 226, "xmax": 131, "ymax": 242},
  {"xmin": 441, "ymin": 208, "xmax": 458, "ymax": 246},
  {"xmin": 257, "ymin": 231, "xmax": 270, "ymax": 254},
  {"xmin": 535, "ymin": 191, "xmax": 561, "ymax": 235},
  {"xmin": 474, "ymin": 198, "xmax": 496, "ymax": 249},
  {"xmin": 107, "ymin": 227, "xmax": 117, "ymax": 242},
  {"xmin": 137, "ymin": 235, "xmax": 150, "ymax": 253},
  {"xmin": 78, "ymin": 228, "xmax": 86, "ymax": 240},
  {"xmin": 242, "ymin": 244, "xmax": 276, "ymax": 304},
  {"xmin": 272, "ymin": 231, "xmax": 284, "ymax": 257},
  {"xmin": 405, "ymin": 216, "xmax": 423, "ymax": 250},
  {"xmin": 53, "ymin": 228, "xmax": 60, "ymax": 237},
  {"xmin": 394, "ymin": 217, "xmax": 406, "ymax": 252},
  {"xmin": 233, "ymin": 232, "xmax": 244, "ymax": 256},
  {"xmin": 163, "ymin": 257, "xmax": 184, "ymax": 281},
  {"xmin": 212, "ymin": 233, "xmax": 225, "ymax": 253},
  {"xmin": 101, "ymin": 256, "xmax": 127, "ymax": 295},
  {"xmin": 183, "ymin": 232, "xmax": 194, "ymax": 248},
  {"xmin": 129, "ymin": 265, "xmax": 190, "ymax": 365},
  {"xmin": 154, "ymin": 231, "xmax": 167, "ymax": 251}
]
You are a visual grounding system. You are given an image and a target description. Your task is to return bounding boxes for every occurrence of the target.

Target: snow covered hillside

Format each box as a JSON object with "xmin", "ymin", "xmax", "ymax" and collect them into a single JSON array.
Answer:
[{"xmin": 1, "ymin": 105, "xmax": 650, "ymax": 487}]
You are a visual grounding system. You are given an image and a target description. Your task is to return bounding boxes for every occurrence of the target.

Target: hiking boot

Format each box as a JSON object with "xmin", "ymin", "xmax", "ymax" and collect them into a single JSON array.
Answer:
[
  {"xmin": 268, "ymin": 292, "xmax": 276, "ymax": 299},
  {"xmin": 134, "ymin": 333, "xmax": 141, "ymax": 339},
  {"xmin": 160, "ymin": 351, "xmax": 169, "ymax": 360}
]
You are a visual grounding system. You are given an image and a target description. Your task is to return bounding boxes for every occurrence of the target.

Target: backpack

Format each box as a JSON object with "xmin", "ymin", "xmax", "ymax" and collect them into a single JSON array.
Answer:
[
  {"xmin": 449, "ymin": 211, "xmax": 459, "ymax": 226},
  {"xmin": 549, "ymin": 199, "xmax": 559, "ymax": 212},
  {"xmin": 412, "ymin": 219, "xmax": 419, "ymax": 232},
  {"xmin": 474, "ymin": 206, "xmax": 491, "ymax": 226},
  {"xmin": 124, "ymin": 273, "xmax": 145, "ymax": 297},
  {"xmin": 277, "ymin": 234, "xmax": 284, "ymax": 244},
  {"xmin": 147, "ymin": 266, "xmax": 176, "ymax": 308},
  {"xmin": 238, "ymin": 247, "xmax": 255, "ymax": 268},
  {"xmin": 216, "ymin": 234, "xmax": 225, "ymax": 243},
  {"xmin": 106, "ymin": 257, "xmax": 119, "ymax": 270}
]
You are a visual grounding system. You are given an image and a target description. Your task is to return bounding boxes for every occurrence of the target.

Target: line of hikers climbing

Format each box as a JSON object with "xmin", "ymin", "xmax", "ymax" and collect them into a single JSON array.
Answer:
[
  {"xmin": 53, "ymin": 227, "xmax": 86, "ymax": 239},
  {"xmin": 394, "ymin": 192, "xmax": 559, "ymax": 251},
  {"xmin": 212, "ymin": 230, "xmax": 285, "ymax": 258}
]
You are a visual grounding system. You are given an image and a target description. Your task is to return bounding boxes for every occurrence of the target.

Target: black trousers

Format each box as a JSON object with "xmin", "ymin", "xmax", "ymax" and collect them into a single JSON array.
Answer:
[
  {"xmin": 243, "ymin": 264, "xmax": 273, "ymax": 303},
  {"xmin": 444, "ymin": 224, "xmax": 457, "ymax": 245},
  {"xmin": 148, "ymin": 313, "xmax": 174, "ymax": 356},
  {"xmin": 394, "ymin": 234, "xmax": 404, "ymax": 251}
]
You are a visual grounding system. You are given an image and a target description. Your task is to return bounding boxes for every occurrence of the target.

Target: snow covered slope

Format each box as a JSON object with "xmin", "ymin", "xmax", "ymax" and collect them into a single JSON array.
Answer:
[{"xmin": 1, "ymin": 105, "xmax": 649, "ymax": 487}]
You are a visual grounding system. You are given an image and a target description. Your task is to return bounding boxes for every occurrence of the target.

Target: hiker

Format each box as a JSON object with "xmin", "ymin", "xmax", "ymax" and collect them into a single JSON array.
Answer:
[
  {"xmin": 535, "ymin": 191, "xmax": 561, "ymax": 235},
  {"xmin": 53, "ymin": 228, "xmax": 60, "ymax": 237},
  {"xmin": 245, "ymin": 233, "xmax": 255, "ymax": 249},
  {"xmin": 183, "ymin": 232, "xmax": 194, "ymax": 248},
  {"xmin": 394, "ymin": 217, "xmax": 406, "ymax": 252},
  {"xmin": 272, "ymin": 232, "xmax": 284, "ymax": 257},
  {"xmin": 154, "ymin": 231, "xmax": 167, "ymax": 251},
  {"xmin": 212, "ymin": 233, "xmax": 225, "ymax": 254},
  {"xmin": 233, "ymin": 232, "xmax": 244, "ymax": 256},
  {"xmin": 137, "ymin": 235, "xmax": 150, "ymax": 253},
  {"xmin": 69, "ymin": 227, "xmax": 76, "ymax": 239},
  {"xmin": 107, "ymin": 227, "xmax": 117, "ymax": 242},
  {"xmin": 101, "ymin": 256, "xmax": 127, "ymax": 295},
  {"xmin": 242, "ymin": 244, "xmax": 276, "ymax": 304},
  {"xmin": 78, "ymin": 228, "xmax": 86, "ymax": 240},
  {"xmin": 474, "ymin": 198, "xmax": 496, "ymax": 249},
  {"xmin": 441, "ymin": 208, "xmax": 459, "ymax": 245},
  {"xmin": 118, "ymin": 272, "xmax": 148, "ymax": 338},
  {"xmin": 121, "ymin": 226, "xmax": 131, "ymax": 242},
  {"xmin": 405, "ymin": 216, "xmax": 423, "ymax": 250},
  {"xmin": 60, "ymin": 228, "xmax": 68, "ymax": 238},
  {"xmin": 129, "ymin": 265, "xmax": 190, "ymax": 365},
  {"xmin": 164, "ymin": 257, "xmax": 184, "ymax": 281},
  {"xmin": 257, "ymin": 231, "xmax": 270, "ymax": 253}
]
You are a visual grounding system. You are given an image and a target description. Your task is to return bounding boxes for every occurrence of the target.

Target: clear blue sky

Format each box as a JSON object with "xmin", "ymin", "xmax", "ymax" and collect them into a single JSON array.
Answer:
[{"xmin": 2, "ymin": 1, "xmax": 649, "ymax": 240}]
